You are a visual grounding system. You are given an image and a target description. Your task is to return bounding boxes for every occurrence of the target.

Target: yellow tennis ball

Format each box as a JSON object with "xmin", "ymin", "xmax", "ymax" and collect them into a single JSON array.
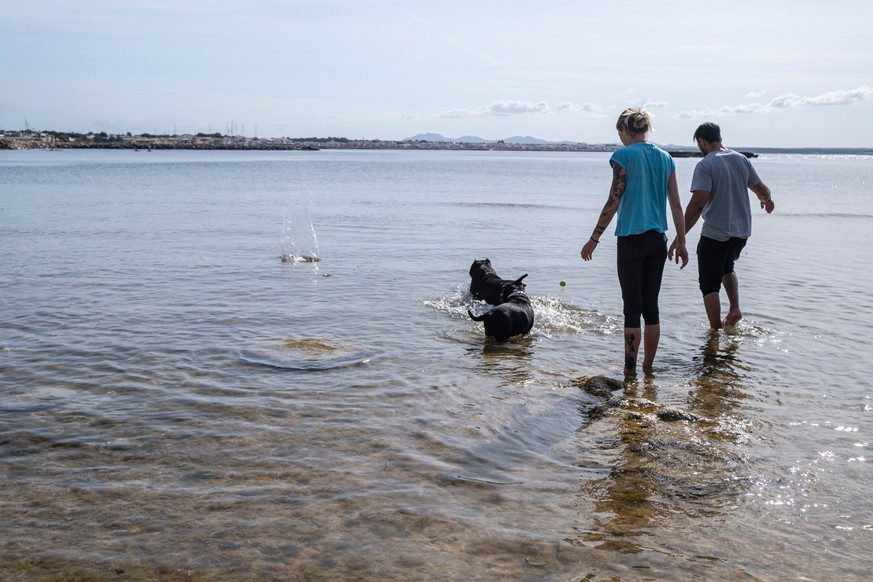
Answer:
[{"xmin": 559, "ymin": 280, "xmax": 566, "ymax": 287}]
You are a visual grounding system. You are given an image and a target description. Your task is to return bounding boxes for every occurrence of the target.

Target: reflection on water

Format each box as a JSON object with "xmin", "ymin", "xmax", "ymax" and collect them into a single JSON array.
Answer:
[
  {"xmin": 474, "ymin": 342, "xmax": 535, "ymax": 390},
  {"xmin": 689, "ymin": 334, "xmax": 752, "ymax": 426},
  {"xmin": 572, "ymin": 336, "xmax": 754, "ymax": 556}
]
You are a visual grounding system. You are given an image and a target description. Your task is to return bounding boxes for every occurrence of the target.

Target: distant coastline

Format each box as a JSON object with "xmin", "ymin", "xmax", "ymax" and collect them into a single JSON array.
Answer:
[
  {"xmin": 1, "ymin": 130, "xmax": 870, "ymax": 156},
  {"xmin": 0, "ymin": 131, "xmax": 609, "ymax": 153}
]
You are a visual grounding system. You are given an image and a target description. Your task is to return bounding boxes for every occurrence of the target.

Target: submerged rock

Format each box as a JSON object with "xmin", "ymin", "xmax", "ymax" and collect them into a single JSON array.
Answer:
[
  {"xmin": 656, "ymin": 407, "xmax": 704, "ymax": 423},
  {"xmin": 619, "ymin": 398, "xmax": 706, "ymax": 423},
  {"xmin": 573, "ymin": 375, "xmax": 626, "ymax": 420},
  {"xmin": 571, "ymin": 374, "xmax": 624, "ymax": 398},
  {"xmin": 574, "ymin": 378, "xmax": 709, "ymax": 425}
]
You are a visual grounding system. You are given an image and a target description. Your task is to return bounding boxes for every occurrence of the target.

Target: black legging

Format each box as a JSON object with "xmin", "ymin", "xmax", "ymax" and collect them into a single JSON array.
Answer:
[{"xmin": 616, "ymin": 230, "xmax": 667, "ymax": 328}]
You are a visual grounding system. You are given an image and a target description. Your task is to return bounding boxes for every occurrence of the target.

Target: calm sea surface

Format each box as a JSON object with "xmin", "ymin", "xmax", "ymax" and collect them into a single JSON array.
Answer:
[{"xmin": 1, "ymin": 149, "xmax": 872, "ymax": 581}]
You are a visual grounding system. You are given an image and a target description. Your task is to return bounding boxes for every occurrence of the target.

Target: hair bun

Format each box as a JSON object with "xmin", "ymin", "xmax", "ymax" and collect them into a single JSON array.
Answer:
[{"xmin": 617, "ymin": 107, "xmax": 652, "ymax": 135}]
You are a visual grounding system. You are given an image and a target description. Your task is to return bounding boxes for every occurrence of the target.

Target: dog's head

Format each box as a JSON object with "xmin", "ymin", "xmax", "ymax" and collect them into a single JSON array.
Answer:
[
  {"xmin": 500, "ymin": 274, "xmax": 528, "ymax": 301},
  {"xmin": 469, "ymin": 258, "xmax": 495, "ymax": 278}
]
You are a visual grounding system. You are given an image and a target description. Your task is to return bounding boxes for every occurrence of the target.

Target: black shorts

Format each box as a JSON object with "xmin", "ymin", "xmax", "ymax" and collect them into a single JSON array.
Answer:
[
  {"xmin": 697, "ymin": 235, "xmax": 747, "ymax": 295},
  {"xmin": 616, "ymin": 230, "xmax": 667, "ymax": 328}
]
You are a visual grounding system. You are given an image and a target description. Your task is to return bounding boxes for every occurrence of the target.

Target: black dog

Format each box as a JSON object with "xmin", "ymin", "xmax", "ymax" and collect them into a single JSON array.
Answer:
[
  {"xmin": 468, "ymin": 288, "xmax": 535, "ymax": 342},
  {"xmin": 468, "ymin": 259, "xmax": 528, "ymax": 305}
]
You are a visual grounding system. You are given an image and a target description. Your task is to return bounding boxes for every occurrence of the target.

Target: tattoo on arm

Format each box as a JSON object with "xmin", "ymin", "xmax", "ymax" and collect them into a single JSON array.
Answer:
[
  {"xmin": 610, "ymin": 161, "xmax": 627, "ymax": 202},
  {"xmin": 588, "ymin": 162, "xmax": 627, "ymax": 239},
  {"xmin": 591, "ymin": 162, "xmax": 626, "ymax": 235}
]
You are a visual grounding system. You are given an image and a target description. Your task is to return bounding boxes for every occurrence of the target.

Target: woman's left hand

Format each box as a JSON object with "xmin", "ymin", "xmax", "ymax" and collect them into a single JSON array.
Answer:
[{"xmin": 581, "ymin": 239, "xmax": 598, "ymax": 261}]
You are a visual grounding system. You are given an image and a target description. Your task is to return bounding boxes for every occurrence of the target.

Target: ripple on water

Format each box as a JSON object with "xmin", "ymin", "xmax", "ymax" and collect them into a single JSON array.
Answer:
[{"xmin": 239, "ymin": 338, "xmax": 373, "ymax": 371}]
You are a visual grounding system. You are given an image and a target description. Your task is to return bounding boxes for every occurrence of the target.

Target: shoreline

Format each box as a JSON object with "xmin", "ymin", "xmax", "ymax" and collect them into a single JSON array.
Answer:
[{"xmin": 2, "ymin": 136, "xmax": 870, "ymax": 156}]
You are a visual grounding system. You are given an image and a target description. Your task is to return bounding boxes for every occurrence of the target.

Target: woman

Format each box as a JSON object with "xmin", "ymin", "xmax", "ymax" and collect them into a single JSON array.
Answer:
[{"xmin": 581, "ymin": 107, "xmax": 688, "ymax": 378}]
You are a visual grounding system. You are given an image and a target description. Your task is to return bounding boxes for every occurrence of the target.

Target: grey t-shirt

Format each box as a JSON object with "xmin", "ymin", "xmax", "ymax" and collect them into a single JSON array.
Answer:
[{"xmin": 690, "ymin": 149, "xmax": 761, "ymax": 241}]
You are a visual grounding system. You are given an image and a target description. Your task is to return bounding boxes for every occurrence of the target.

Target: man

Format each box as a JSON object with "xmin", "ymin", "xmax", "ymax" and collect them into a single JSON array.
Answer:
[{"xmin": 669, "ymin": 122, "xmax": 774, "ymax": 331}]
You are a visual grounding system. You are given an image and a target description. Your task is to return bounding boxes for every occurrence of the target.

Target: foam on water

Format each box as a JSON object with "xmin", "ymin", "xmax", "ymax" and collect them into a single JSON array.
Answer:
[{"xmin": 424, "ymin": 284, "xmax": 621, "ymax": 338}]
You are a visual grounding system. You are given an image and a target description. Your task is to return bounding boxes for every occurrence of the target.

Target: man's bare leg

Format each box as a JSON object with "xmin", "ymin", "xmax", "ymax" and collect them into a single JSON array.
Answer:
[
  {"xmin": 624, "ymin": 328, "xmax": 640, "ymax": 378},
  {"xmin": 722, "ymin": 272, "xmax": 742, "ymax": 327},
  {"xmin": 703, "ymin": 292, "xmax": 722, "ymax": 330},
  {"xmin": 642, "ymin": 324, "xmax": 660, "ymax": 375}
]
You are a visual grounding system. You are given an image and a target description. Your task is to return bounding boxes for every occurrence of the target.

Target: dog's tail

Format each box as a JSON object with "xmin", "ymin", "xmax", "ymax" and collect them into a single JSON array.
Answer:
[{"xmin": 468, "ymin": 309, "xmax": 488, "ymax": 322}]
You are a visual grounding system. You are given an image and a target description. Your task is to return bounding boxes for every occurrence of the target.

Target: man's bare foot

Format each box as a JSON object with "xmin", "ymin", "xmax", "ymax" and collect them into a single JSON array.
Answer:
[{"xmin": 723, "ymin": 308, "xmax": 742, "ymax": 328}]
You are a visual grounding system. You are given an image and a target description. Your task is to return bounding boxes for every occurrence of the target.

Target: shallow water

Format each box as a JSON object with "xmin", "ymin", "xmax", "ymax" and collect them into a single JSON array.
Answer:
[{"xmin": 1, "ymin": 149, "xmax": 871, "ymax": 580}]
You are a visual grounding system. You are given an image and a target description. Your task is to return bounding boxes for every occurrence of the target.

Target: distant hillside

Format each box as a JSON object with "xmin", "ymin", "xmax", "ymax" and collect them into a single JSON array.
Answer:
[
  {"xmin": 405, "ymin": 133, "xmax": 578, "ymax": 145},
  {"xmin": 503, "ymin": 135, "xmax": 550, "ymax": 145},
  {"xmin": 455, "ymin": 135, "xmax": 487, "ymax": 143},
  {"xmin": 406, "ymin": 133, "xmax": 453, "ymax": 142},
  {"xmin": 405, "ymin": 133, "xmax": 490, "ymax": 143}
]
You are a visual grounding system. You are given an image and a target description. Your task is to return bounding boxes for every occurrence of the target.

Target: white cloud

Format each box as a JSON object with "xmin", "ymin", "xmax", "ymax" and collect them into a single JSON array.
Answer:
[
  {"xmin": 435, "ymin": 99, "xmax": 551, "ymax": 119},
  {"xmin": 676, "ymin": 103, "xmax": 763, "ymax": 118},
  {"xmin": 435, "ymin": 108, "xmax": 475, "ymax": 120},
  {"xmin": 769, "ymin": 85, "xmax": 873, "ymax": 108},
  {"xmin": 484, "ymin": 100, "xmax": 550, "ymax": 116},
  {"xmin": 677, "ymin": 85, "xmax": 873, "ymax": 118},
  {"xmin": 557, "ymin": 101, "xmax": 598, "ymax": 113},
  {"xmin": 767, "ymin": 93, "xmax": 801, "ymax": 109}
]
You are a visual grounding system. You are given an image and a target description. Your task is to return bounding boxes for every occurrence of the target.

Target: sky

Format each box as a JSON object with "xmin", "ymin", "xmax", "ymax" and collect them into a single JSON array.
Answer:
[{"xmin": 2, "ymin": 0, "xmax": 872, "ymax": 148}]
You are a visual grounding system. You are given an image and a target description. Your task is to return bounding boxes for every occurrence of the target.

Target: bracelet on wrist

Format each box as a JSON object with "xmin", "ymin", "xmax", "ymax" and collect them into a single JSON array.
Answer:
[{"xmin": 589, "ymin": 237, "xmax": 599, "ymax": 245}]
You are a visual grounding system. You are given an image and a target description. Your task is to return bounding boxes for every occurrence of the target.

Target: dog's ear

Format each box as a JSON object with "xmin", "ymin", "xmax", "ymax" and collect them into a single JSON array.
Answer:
[{"xmin": 515, "ymin": 274, "xmax": 528, "ymax": 284}]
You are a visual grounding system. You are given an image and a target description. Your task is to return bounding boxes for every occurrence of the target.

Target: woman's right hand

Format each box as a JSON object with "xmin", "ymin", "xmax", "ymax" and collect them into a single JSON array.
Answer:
[{"xmin": 667, "ymin": 237, "xmax": 689, "ymax": 268}]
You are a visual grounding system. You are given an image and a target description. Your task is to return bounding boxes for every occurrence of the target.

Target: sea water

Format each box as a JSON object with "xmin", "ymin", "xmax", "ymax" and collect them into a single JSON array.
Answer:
[{"xmin": 1, "ymin": 149, "xmax": 872, "ymax": 580}]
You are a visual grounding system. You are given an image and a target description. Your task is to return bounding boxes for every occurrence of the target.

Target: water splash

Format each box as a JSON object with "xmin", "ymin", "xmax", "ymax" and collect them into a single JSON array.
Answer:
[
  {"xmin": 279, "ymin": 253, "xmax": 320, "ymax": 264},
  {"xmin": 424, "ymin": 286, "xmax": 619, "ymax": 336},
  {"xmin": 281, "ymin": 190, "xmax": 320, "ymax": 264}
]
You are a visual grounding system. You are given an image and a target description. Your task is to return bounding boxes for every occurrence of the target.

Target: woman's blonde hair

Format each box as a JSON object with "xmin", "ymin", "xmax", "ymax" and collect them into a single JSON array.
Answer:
[{"xmin": 616, "ymin": 107, "xmax": 652, "ymax": 136}]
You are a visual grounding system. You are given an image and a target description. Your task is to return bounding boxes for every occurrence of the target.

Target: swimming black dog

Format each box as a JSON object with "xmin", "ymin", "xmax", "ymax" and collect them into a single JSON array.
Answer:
[
  {"xmin": 468, "ymin": 259, "xmax": 528, "ymax": 305},
  {"xmin": 468, "ymin": 289, "xmax": 535, "ymax": 342}
]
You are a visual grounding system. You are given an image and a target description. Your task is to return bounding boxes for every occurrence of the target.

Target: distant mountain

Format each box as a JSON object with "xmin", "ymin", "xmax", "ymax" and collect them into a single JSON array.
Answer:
[
  {"xmin": 406, "ymin": 133, "xmax": 452, "ymax": 142},
  {"xmin": 455, "ymin": 135, "xmax": 487, "ymax": 143},
  {"xmin": 404, "ymin": 133, "xmax": 582, "ymax": 145},
  {"xmin": 503, "ymin": 135, "xmax": 550, "ymax": 145},
  {"xmin": 404, "ymin": 133, "xmax": 488, "ymax": 143}
]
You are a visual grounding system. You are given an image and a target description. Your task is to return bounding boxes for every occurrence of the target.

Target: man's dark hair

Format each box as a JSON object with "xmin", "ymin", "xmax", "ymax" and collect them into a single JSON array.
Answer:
[{"xmin": 693, "ymin": 122, "xmax": 722, "ymax": 143}]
